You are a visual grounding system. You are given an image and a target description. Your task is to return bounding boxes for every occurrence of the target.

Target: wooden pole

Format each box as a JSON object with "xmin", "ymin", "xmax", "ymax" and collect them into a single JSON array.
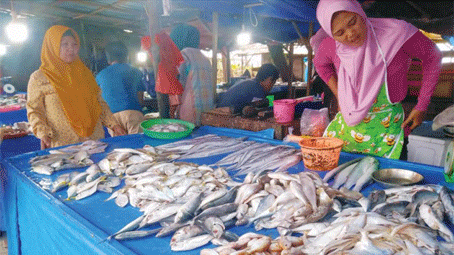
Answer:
[
  {"xmin": 146, "ymin": 0, "xmax": 167, "ymax": 117},
  {"xmin": 287, "ymin": 43, "xmax": 294, "ymax": 98},
  {"xmin": 212, "ymin": 11, "xmax": 219, "ymax": 96},
  {"xmin": 306, "ymin": 22, "xmax": 314, "ymax": 96},
  {"xmin": 222, "ymin": 46, "xmax": 231, "ymax": 83}
]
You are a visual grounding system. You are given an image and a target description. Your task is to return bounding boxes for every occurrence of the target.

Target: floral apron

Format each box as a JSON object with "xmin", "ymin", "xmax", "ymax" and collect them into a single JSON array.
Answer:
[{"xmin": 323, "ymin": 82, "xmax": 404, "ymax": 159}]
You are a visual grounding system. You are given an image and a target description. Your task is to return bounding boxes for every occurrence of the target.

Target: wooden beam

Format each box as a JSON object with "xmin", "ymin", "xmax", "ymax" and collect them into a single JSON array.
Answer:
[{"xmin": 212, "ymin": 11, "xmax": 219, "ymax": 96}]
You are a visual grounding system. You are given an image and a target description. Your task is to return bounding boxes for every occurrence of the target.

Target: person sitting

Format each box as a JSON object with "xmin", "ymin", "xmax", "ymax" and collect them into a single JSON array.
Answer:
[
  {"xmin": 96, "ymin": 41, "xmax": 146, "ymax": 136},
  {"xmin": 217, "ymin": 63, "xmax": 279, "ymax": 113},
  {"xmin": 27, "ymin": 25, "xmax": 125, "ymax": 149}
]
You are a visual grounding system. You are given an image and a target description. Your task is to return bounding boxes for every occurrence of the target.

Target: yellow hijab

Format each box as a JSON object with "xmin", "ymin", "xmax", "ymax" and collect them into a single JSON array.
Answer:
[{"xmin": 40, "ymin": 25, "xmax": 101, "ymax": 138}]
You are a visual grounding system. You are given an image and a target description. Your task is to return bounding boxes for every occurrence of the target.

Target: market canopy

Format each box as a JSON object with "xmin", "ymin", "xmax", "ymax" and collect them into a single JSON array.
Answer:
[{"xmin": 1, "ymin": 1, "xmax": 452, "ymax": 46}]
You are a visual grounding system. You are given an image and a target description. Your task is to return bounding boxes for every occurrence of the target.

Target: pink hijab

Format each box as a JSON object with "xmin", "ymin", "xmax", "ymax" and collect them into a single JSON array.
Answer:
[{"xmin": 315, "ymin": 0, "xmax": 418, "ymax": 126}]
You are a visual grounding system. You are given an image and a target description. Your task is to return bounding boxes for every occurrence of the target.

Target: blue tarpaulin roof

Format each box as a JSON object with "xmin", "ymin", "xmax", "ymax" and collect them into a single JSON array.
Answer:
[{"xmin": 174, "ymin": 0, "xmax": 320, "ymax": 43}]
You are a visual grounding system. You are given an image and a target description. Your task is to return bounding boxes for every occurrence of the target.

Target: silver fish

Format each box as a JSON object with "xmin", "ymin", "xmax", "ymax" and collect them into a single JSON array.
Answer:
[
  {"xmin": 114, "ymin": 228, "xmax": 160, "ymax": 240},
  {"xmin": 174, "ymin": 192, "xmax": 203, "ymax": 224},
  {"xmin": 439, "ymin": 186, "xmax": 454, "ymax": 225},
  {"xmin": 109, "ymin": 214, "xmax": 145, "ymax": 240},
  {"xmin": 170, "ymin": 234, "xmax": 213, "ymax": 251}
]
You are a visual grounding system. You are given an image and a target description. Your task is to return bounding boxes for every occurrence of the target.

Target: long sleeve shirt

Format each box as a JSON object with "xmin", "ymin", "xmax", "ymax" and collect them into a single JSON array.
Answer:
[
  {"xmin": 26, "ymin": 70, "xmax": 117, "ymax": 148},
  {"xmin": 313, "ymin": 31, "xmax": 442, "ymax": 112}
]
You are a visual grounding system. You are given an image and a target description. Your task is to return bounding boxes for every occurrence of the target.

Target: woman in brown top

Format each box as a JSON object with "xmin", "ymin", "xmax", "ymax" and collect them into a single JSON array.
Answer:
[{"xmin": 27, "ymin": 25, "xmax": 125, "ymax": 149}]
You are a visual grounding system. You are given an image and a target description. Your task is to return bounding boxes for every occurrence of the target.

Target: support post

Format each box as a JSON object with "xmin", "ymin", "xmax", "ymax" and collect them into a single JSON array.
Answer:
[
  {"xmin": 306, "ymin": 22, "xmax": 314, "ymax": 96},
  {"xmin": 212, "ymin": 12, "xmax": 219, "ymax": 96},
  {"xmin": 287, "ymin": 43, "xmax": 294, "ymax": 98},
  {"xmin": 146, "ymin": 0, "xmax": 168, "ymax": 117}
]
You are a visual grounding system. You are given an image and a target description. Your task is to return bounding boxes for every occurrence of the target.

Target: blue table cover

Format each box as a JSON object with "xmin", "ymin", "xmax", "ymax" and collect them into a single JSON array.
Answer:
[
  {"xmin": 1, "ymin": 126, "xmax": 450, "ymax": 255},
  {"xmin": 0, "ymin": 106, "xmax": 40, "ymax": 232}
]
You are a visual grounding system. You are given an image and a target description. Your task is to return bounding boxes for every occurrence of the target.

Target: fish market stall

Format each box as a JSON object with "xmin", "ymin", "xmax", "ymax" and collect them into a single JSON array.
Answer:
[{"xmin": 2, "ymin": 126, "xmax": 453, "ymax": 254}]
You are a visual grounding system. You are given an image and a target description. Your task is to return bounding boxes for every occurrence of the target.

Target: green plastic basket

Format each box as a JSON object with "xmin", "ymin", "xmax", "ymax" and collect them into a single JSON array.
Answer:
[{"xmin": 141, "ymin": 119, "xmax": 195, "ymax": 139}]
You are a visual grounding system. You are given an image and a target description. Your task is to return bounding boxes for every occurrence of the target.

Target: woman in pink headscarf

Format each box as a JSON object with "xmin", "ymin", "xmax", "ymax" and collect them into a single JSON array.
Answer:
[{"xmin": 312, "ymin": 0, "xmax": 441, "ymax": 159}]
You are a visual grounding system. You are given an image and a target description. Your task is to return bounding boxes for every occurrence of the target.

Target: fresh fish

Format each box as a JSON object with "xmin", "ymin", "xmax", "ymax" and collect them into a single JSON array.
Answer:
[
  {"xmin": 323, "ymin": 157, "xmax": 362, "ymax": 182},
  {"xmin": 344, "ymin": 156, "xmax": 377, "ymax": 190},
  {"xmin": 108, "ymin": 215, "xmax": 145, "ymax": 240},
  {"xmin": 368, "ymin": 189, "xmax": 387, "ymax": 211},
  {"xmin": 174, "ymin": 192, "xmax": 203, "ymax": 224},
  {"xmin": 299, "ymin": 174, "xmax": 317, "ymax": 209},
  {"xmin": 171, "ymin": 224, "xmax": 205, "ymax": 244},
  {"xmin": 439, "ymin": 186, "xmax": 454, "ymax": 225},
  {"xmin": 199, "ymin": 186, "xmax": 238, "ymax": 211},
  {"xmin": 373, "ymin": 201, "xmax": 410, "ymax": 217},
  {"xmin": 114, "ymin": 228, "xmax": 160, "ymax": 240},
  {"xmin": 155, "ymin": 222, "xmax": 189, "ymax": 238},
  {"xmin": 201, "ymin": 216, "xmax": 225, "ymax": 239},
  {"xmin": 31, "ymin": 165, "xmax": 54, "ymax": 175},
  {"xmin": 408, "ymin": 190, "xmax": 439, "ymax": 216},
  {"xmin": 170, "ymin": 234, "xmax": 213, "ymax": 251},
  {"xmin": 350, "ymin": 230, "xmax": 394, "ymax": 255},
  {"xmin": 75, "ymin": 177, "xmax": 105, "ymax": 200},
  {"xmin": 193, "ymin": 203, "xmax": 238, "ymax": 223},
  {"xmin": 289, "ymin": 181, "xmax": 309, "ymax": 205},
  {"xmin": 419, "ymin": 203, "xmax": 454, "ymax": 242},
  {"xmin": 69, "ymin": 171, "xmax": 89, "ymax": 186},
  {"xmin": 331, "ymin": 162, "xmax": 358, "ymax": 189},
  {"xmin": 352, "ymin": 157, "xmax": 379, "ymax": 192},
  {"xmin": 51, "ymin": 173, "xmax": 71, "ymax": 193},
  {"xmin": 115, "ymin": 192, "xmax": 129, "ymax": 207}
]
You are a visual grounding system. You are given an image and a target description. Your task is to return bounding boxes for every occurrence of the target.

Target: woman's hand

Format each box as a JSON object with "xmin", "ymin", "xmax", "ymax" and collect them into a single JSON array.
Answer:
[
  {"xmin": 41, "ymin": 135, "xmax": 51, "ymax": 149},
  {"xmin": 401, "ymin": 109, "xmax": 425, "ymax": 131},
  {"xmin": 112, "ymin": 125, "xmax": 127, "ymax": 136}
]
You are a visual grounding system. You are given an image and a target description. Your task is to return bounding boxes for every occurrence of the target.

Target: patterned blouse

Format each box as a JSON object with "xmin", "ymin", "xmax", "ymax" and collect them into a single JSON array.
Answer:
[{"xmin": 26, "ymin": 70, "xmax": 117, "ymax": 148}]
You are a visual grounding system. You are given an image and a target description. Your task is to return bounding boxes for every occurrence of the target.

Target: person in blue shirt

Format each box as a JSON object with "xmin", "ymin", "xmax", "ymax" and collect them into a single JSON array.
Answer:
[
  {"xmin": 217, "ymin": 63, "xmax": 279, "ymax": 113},
  {"xmin": 96, "ymin": 41, "xmax": 145, "ymax": 136}
]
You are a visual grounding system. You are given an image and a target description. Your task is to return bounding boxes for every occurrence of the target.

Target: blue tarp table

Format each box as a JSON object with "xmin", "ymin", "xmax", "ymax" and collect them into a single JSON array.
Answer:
[
  {"xmin": 0, "ymin": 106, "xmax": 40, "ymax": 232},
  {"xmin": 1, "ymin": 126, "xmax": 450, "ymax": 254}
]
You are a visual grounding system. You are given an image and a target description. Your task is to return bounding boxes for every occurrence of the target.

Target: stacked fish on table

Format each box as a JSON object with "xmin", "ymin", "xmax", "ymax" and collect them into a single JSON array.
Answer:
[
  {"xmin": 156, "ymin": 134, "xmax": 302, "ymax": 175},
  {"xmin": 30, "ymin": 140, "xmax": 108, "ymax": 175},
  {"xmin": 200, "ymin": 181, "xmax": 454, "ymax": 254},
  {"xmin": 28, "ymin": 135, "xmax": 454, "ymax": 253}
]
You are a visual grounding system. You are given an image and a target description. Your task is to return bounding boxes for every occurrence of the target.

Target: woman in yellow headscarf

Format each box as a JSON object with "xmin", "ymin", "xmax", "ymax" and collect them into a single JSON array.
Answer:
[{"xmin": 27, "ymin": 25, "xmax": 125, "ymax": 149}]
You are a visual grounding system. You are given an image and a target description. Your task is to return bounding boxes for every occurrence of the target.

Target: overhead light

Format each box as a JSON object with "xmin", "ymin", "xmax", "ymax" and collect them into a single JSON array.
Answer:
[
  {"xmin": 137, "ymin": 51, "xmax": 147, "ymax": 63},
  {"xmin": 236, "ymin": 25, "xmax": 251, "ymax": 46},
  {"xmin": 437, "ymin": 42, "xmax": 453, "ymax": 52},
  {"xmin": 0, "ymin": 44, "xmax": 7, "ymax": 56},
  {"xmin": 5, "ymin": 11, "xmax": 28, "ymax": 43},
  {"xmin": 123, "ymin": 29, "xmax": 133, "ymax": 33}
]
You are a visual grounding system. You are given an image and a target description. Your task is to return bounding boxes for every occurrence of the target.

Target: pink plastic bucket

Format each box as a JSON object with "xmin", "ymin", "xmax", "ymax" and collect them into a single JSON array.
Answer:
[{"xmin": 273, "ymin": 99, "xmax": 296, "ymax": 123}]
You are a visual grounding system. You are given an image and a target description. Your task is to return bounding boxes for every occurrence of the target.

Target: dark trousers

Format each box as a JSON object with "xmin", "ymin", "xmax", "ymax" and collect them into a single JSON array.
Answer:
[{"xmin": 156, "ymin": 92, "xmax": 170, "ymax": 119}]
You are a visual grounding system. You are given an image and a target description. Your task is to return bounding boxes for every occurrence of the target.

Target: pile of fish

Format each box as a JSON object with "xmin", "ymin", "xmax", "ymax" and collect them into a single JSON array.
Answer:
[
  {"xmin": 108, "ymin": 168, "xmax": 363, "ymax": 251},
  {"xmin": 156, "ymin": 134, "xmax": 302, "ymax": 175},
  {"xmin": 49, "ymin": 140, "xmax": 108, "ymax": 154},
  {"xmin": 199, "ymin": 183, "xmax": 454, "ymax": 254},
  {"xmin": 147, "ymin": 123, "xmax": 188, "ymax": 133},
  {"xmin": 31, "ymin": 150, "xmax": 94, "ymax": 175},
  {"xmin": 201, "ymin": 210, "xmax": 454, "ymax": 255},
  {"xmin": 323, "ymin": 156, "xmax": 379, "ymax": 192},
  {"xmin": 30, "ymin": 140, "xmax": 108, "ymax": 175},
  {"xmin": 30, "ymin": 135, "xmax": 454, "ymax": 253}
]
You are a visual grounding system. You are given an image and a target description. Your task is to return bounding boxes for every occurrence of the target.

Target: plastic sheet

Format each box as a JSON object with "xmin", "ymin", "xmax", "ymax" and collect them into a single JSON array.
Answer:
[{"xmin": 1, "ymin": 126, "xmax": 451, "ymax": 254}]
